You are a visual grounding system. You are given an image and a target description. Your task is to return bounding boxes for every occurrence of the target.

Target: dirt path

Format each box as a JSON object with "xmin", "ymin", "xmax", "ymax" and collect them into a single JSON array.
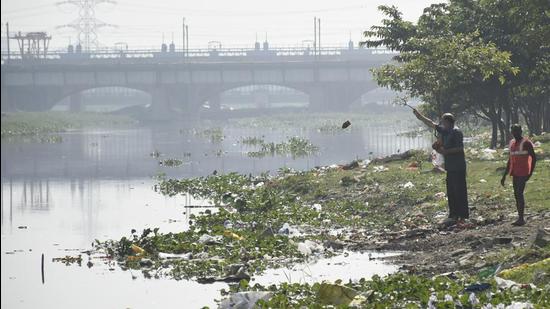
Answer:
[{"xmin": 350, "ymin": 211, "xmax": 550, "ymax": 276}]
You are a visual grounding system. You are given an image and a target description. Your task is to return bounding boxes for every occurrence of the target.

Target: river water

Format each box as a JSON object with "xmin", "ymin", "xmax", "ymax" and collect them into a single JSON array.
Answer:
[{"xmin": 1, "ymin": 120, "xmax": 429, "ymax": 308}]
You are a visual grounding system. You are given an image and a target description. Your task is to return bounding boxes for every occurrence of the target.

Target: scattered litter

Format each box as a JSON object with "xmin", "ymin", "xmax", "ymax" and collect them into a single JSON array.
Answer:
[
  {"xmin": 480, "ymin": 179, "xmax": 487, "ymax": 183},
  {"xmin": 296, "ymin": 240, "xmax": 322, "ymax": 256},
  {"xmin": 400, "ymin": 181, "xmax": 415, "ymax": 189},
  {"xmin": 224, "ymin": 220, "xmax": 233, "ymax": 229},
  {"xmin": 219, "ymin": 291, "xmax": 273, "ymax": 309},
  {"xmin": 478, "ymin": 265, "xmax": 501, "ymax": 280},
  {"xmin": 495, "ymin": 276, "xmax": 518, "ymax": 289},
  {"xmin": 434, "ymin": 192, "xmax": 446, "ymax": 200},
  {"xmin": 17, "ymin": 226, "xmax": 28, "ymax": 229},
  {"xmin": 224, "ymin": 230, "xmax": 244, "ymax": 241},
  {"xmin": 431, "ymin": 150, "xmax": 445, "ymax": 169},
  {"xmin": 464, "ymin": 283, "xmax": 491, "ymax": 293},
  {"xmin": 317, "ymin": 282, "xmax": 360, "ymax": 305},
  {"xmin": 198, "ymin": 234, "xmax": 223, "ymax": 245},
  {"xmin": 278, "ymin": 223, "xmax": 300, "ymax": 236},
  {"xmin": 158, "ymin": 252, "xmax": 192, "ymax": 260},
  {"xmin": 469, "ymin": 293, "xmax": 480, "ymax": 305},
  {"xmin": 373, "ymin": 165, "xmax": 388, "ymax": 172},
  {"xmin": 480, "ymin": 148, "xmax": 496, "ymax": 160},
  {"xmin": 131, "ymin": 244, "xmax": 145, "ymax": 255},
  {"xmin": 311, "ymin": 203, "xmax": 322, "ymax": 211}
]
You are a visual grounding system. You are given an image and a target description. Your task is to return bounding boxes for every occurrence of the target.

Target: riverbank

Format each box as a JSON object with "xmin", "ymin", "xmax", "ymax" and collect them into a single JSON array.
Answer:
[
  {"xmin": 1, "ymin": 111, "xmax": 137, "ymax": 138},
  {"xmin": 90, "ymin": 133, "xmax": 549, "ymax": 307}
]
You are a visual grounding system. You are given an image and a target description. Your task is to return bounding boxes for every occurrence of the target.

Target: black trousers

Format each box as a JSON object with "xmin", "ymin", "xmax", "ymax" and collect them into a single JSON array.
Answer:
[
  {"xmin": 513, "ymin": 176, "xmax": 528, "ymax": 208},
  {"xmin": 446, "ymin": 170, "xmax": 469, "ymax": 219}
]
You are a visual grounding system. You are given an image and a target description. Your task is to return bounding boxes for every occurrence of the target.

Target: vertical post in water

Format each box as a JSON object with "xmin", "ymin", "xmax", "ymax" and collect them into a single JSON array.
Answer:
[
  {"xmin": 186, "ymin": 25, "xmax": 189, "ymax": 57},
  {"xmin": 318, "ymin": 18, "xmax": 321, "ymax": 56},
  {"xmin": 41, "ymin": 253, "xmax": 45, "ymax": 284},
  {"xmin": 6, "ymin": 23, "xmax": 10, "ymax": 62},
  {"xmin": 182, "ymin": 17, "xmax": 185, "ymax": 57},
  {"xmin": 313, "ymin": 17, "xmax": 317, "ymax": 57}
]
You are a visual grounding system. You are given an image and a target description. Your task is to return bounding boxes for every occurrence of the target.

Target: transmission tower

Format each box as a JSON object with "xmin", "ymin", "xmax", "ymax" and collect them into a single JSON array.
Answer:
[{"xmin": 56, "ymin": 0, "xmax": 116, "ymax": 51}]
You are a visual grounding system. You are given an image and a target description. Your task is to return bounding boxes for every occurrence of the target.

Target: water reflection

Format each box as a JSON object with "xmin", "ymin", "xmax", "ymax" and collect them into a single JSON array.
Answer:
[
  {"xmin": 1, "ymin": 123, "xmax": 430, "ymax": 179},
  {"xmin": 1, "ymin": 122, "xmax": 428, "ymax": 308}
]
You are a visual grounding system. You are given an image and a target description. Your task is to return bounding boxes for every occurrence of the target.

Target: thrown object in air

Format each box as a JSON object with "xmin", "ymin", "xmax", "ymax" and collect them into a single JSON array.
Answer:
[{"xmin": 342, "ymin": 120, "xmax": 351, "ymax": 129}]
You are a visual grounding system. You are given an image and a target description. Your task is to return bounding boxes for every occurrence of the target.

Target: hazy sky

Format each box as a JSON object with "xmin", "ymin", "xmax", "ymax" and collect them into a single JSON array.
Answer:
[{"xmin": 1, "ymin": 0, "xmax": 442, "ymax": 50}]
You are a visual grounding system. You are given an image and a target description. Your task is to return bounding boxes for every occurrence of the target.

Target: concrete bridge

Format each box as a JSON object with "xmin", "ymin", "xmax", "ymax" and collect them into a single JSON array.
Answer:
[{"xmin": 0, "ymin": 46, "xmax": 394, "ymax": 118}]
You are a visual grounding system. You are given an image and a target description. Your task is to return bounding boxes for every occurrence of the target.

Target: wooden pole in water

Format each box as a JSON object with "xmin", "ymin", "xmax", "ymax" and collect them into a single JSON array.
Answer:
[
  {"xmin": 41, "ymin": 253, "xmax": 45, "ymax": 284},
  {"xmin": 6, "ymin": 23, "xmax": 10, "ymax": 61}
]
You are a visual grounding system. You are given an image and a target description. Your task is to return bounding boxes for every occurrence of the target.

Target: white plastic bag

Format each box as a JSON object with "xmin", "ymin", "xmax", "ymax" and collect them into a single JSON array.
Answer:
[{"xmin": 431, "ymin": 150, "xmax": 445, "ymax": 170}]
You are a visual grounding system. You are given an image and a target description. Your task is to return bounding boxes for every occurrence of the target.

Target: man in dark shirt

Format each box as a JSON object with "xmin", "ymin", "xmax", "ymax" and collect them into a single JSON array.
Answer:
[{"xmin": 413, "ymin": 109, "xmax": 469, "ymax": 224}]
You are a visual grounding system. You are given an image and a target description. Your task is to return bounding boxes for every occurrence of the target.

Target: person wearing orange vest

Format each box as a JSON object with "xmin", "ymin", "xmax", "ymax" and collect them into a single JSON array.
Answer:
[{"xmin": 501, "ymin": 124, "xmax": 537, "ymax": 226}]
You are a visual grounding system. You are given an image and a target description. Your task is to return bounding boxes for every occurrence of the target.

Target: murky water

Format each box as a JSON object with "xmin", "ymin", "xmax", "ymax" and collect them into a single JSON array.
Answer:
[{"xmin": 1, "ymin": 121, "xmax": 428, "ymax": 308}]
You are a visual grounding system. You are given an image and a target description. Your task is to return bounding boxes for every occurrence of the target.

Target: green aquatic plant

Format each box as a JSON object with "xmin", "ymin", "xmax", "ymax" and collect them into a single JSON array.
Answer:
[
  {"xmin": 1, "ymin": 111, "xmax": 136, "ymax": 138},
  {"xmin": 195, "ymin": 127, "xmax": 224, "ymax": 143},
  {"xmin": 159, "ymin": 158, "xmax": 184, "ymax": 167},
  {"xmin": 246, "ymin": 137, "xmax": 318, "ymax": 159}
]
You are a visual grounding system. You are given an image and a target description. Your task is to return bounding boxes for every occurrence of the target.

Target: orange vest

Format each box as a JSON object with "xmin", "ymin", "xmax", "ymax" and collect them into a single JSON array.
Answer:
[{"xmin": 509, "ymin": 138, "xmax": 532, "ymax": 177}]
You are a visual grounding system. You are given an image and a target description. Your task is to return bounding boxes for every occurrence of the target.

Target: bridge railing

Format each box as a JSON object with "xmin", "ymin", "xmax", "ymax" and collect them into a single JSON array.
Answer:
[{"xmin": 1, "ymin": 46, "xmax": 396, "ymax": 65}]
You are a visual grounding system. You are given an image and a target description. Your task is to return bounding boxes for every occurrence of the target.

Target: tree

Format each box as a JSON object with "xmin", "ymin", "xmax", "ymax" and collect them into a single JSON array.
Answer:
[
  {"xmin": 363, "ymin": 5, "xmax": 518, "ymax": 147},
  {"xmin": 363, "ymin": 0, "xmax": 550, "ymax": 147}
]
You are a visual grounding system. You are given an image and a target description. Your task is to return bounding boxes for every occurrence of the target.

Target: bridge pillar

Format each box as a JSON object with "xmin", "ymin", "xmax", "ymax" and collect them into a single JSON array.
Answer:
[
  {"xmin": 307, "ymin": 85, "xmax": 362, "ymax": 112},
  {"xmin": 208, "ymin": 94, "xmax": 221, "ymax": 110},
  {"xmin": 69, "ymin": 93, "xmax": 83, "ymax": 112},
  {"xmin": 253, "ymin": 89, "xmax": 270, "ymax": 109}
]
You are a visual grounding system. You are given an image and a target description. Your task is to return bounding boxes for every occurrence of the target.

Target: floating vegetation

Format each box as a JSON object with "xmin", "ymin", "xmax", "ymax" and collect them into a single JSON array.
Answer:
[
  {"xmin": 229, "ymin": 112, "xmax": 416, "ymax": 132},
  {"xmin": 219, "ymin": 272, "xmax": 549, "ymax": 307},
  {"xmin": 93, "ymin": 141, "xmax": 550, "ymax": 307},
  {"xmin": 240, "ymin": 136, "xmax": 265, "ymax": 146},
  {"xmin": 195, "ymin": 127, "xmax": 224, "ymax": 143},
  {"xmin": 52, "ymin": 255, "xmax": 83, "ymax": 266},
  {"xmin": 1, "ymin": 111, "xmax": 136, "ymax": 138},
  {"xmin": 150, "ymin": 150, "xmax": 161, "ymax": 158},
  {"xmin": 159, "ymin": 158, "xmax": 184, "ymax": 167},
  {"xmin": 247, "ymin": 137, "xmax": 319, "ymax": 159}
]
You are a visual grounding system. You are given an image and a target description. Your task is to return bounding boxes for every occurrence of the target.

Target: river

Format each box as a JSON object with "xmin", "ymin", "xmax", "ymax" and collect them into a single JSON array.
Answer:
[{"xmin": 1, "ymin": 120, "xmax": 430, "ymax": 308}]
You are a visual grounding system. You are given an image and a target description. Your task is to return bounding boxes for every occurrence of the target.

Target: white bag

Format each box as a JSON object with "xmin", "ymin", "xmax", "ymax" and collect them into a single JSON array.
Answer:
[{"xmin": 431, "ymin": 150, "xmax": 445, "ymax": 170}]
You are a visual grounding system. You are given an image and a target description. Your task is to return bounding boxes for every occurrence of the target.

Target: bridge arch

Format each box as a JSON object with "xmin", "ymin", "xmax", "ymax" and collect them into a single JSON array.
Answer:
[
  {"xmin": 200, "ymin": 84, "xmax": 310, "ymax": 112},
  {"xmin": 52, "ymin": 86, "xmax": 152, "ymax": 112}
]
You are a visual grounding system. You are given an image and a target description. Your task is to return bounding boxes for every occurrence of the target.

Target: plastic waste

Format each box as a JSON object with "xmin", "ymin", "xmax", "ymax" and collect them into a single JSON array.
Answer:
[
  {"xmin": 317, "ymin": 282, "xmax": 359, "ymax": 305},
  {"xmin": 469, "ymin": 293, "xmax": 480, "ymax": 305},
  {"xmin": 464, "ymin": 283, "xmax": 491, "ymax": 293},
  {"xmin": 219, "ymin": 291, "xmax": 273, "ymax": 309},
  {"xmin": 224, "ymin": 230, "xmax": 244, "ymax": 241},
  {"xmin": 277, "ymin": 223, "xmax": 300, "ymax": 236},
  {"xmin": 434, "ymin": 192, "xmax": 446, "ymax": 200},
  {"xmin": 480, "ymin": 148, "xmax": 496, "ymax": 160},
  {"xmin": 495, "ymin": 276, "xmax": 518, "ymax": 289},
  {"xmin": 297, "ymin": 240, "xmax": 319, "ymax": 256},
  {"xmin": 428, "ymin": 294, "xmax": 438, "ymax": 309},
  {"xmin": 224, "ymin": 220, "xmax": 233, "ymax": 229},
  {"xmin": 373, "ymin": 165, "xmax": 389, "ymax": 172},
  {"xmin": 431, "ymin": 150, "xmax": 445, "ymax": 170},
  {"xmin": 131, "ymin": 244, "xmax": 145, "ymax": 255},
  {"xmin": 198, "ymin": 234, "xmax": 222, "ymax": 245},
  {"xmin": 401, "ymin": 181, "xmax": 415, "ymax": 189},
  {"xmin": 158, "ymin": 252, "xmax": 192, "ymax": 260},
  {"xmin": 478, "ymin": 265, "xmax": 501, "ymax": 280}
]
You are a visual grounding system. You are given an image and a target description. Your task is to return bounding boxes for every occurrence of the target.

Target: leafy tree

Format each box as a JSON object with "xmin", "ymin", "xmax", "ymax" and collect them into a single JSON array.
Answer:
[{"xmin": 363, "ymin": 0, "xmax": 550, "ymax": 146}]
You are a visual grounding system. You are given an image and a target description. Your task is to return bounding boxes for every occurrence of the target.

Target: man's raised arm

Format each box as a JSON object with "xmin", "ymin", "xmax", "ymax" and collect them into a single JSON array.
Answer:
[{"xmin": 412, "ymin": 108, "xmax": 437, "ymax": 129}]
